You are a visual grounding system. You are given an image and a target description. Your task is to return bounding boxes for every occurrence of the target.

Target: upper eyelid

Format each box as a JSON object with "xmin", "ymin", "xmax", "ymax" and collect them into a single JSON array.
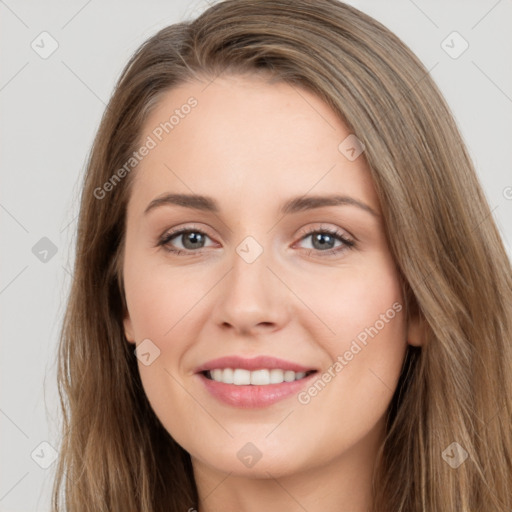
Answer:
[
  {"xmin": 160, "ymin": 224, "xmax": 354, "ymax": 246},
  {"xmin": 298, "ymin": 223, "xmax": 355, "ymax": 241}
]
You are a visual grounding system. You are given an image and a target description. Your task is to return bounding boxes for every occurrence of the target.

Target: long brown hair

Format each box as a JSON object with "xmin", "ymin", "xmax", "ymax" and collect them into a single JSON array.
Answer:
[{"xmin": 52, "ymin": 1, "xmax": 512, "ymax": 510}]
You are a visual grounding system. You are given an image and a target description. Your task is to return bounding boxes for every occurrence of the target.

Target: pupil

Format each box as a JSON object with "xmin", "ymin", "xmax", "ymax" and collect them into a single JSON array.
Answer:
[
  {"xmin": 313, "ymin": 233, "xmax": 334, "ymax": 250},
  {"xmin": 184, "ymin": 232, "xmax": 203, "ymax": 249}
]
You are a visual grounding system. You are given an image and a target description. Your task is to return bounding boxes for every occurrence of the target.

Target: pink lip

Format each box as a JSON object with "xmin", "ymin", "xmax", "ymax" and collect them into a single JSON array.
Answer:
[
  {"xmin": 197, "ymin": 371, "xmax": 317, "ymax": 408},
  {"xmin": 194, "ymin": 356, "xmax": 318, "ymax": 408},
  {"xmin": 194, "ymin": 355, "xmax": 316, "ymax": 373}
]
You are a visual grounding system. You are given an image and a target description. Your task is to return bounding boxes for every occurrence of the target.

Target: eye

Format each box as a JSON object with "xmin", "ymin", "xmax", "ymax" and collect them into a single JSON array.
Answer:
[
  {"xmin": 295, "ymin": 225, "xmax": 355, "ymax": 257},
  {"xmin": 157, "ymin": 226, "xmax": 216, "ymax": 255},
  {"xmin": 157, "ymin": 224, "xmax": 356, "ymax": 257}
]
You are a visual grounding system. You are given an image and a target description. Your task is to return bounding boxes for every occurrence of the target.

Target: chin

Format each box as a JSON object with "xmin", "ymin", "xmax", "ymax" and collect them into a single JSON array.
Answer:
[{"xmin": 191, "ymin": 443, "xmax": 310, "ymax": 479}]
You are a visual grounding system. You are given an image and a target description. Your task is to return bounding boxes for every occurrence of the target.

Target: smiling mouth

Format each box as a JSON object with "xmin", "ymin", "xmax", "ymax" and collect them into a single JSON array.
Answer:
[{"xmin": 201, "ymin": 368, "xmax": 317, "ymax": 385}]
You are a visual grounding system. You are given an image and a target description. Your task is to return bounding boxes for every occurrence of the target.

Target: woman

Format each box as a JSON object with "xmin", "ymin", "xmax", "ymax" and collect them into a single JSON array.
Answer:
[{"xmin": 52, "ymin": 0, "xmax": 512, "ymax": 510}]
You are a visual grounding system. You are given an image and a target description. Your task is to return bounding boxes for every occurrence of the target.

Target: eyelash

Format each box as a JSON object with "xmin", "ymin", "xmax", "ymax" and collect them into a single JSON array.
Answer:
[{"xmin": 156, "ymin": 225, "xmax": 356, "ymax": 258}]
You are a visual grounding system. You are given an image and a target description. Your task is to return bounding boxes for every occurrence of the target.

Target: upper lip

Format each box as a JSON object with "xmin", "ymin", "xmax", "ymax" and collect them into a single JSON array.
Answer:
[{"xmin": 195, "ymin": 355, "xmax": 317, "ymax": 374}]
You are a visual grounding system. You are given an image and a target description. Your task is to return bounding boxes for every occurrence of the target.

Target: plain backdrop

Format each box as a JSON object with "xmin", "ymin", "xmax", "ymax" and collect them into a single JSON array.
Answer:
[{"xmin": 1, "ymin": 0, "xmax": 511, "ymax": 510}]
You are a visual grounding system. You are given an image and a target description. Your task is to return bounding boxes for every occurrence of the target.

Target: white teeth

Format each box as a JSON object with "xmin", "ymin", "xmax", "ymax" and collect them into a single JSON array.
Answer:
[
  {"xmin": 207, "ymin": 368, "xmax": 309, "ymax": 385},
  {"xmin": 269, "ymin": 368, "xmax": 284, "ymax": 384},
  {"xmin": 233, "ymin": 369, "xmax": 251, "ymax": 385},
  {"xmin": 250, "ymin": 369, "xmax": 269, "ymax": 385},
  {"xmin": 221, "ymin": 368, "xmax": 234, "ymax": 384}
]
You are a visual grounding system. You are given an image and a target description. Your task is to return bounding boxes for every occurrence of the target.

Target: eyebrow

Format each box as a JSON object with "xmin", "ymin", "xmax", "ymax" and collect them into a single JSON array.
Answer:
[{"xmin": 144, "ymin": 193, "xmax": 379, "ymax": 217}]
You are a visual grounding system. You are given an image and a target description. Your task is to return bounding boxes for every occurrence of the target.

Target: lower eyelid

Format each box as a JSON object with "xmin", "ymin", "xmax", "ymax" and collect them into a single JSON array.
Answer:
[{"xmin": 160, "ymin": 229, "xmax": 354, "ymax": 258}]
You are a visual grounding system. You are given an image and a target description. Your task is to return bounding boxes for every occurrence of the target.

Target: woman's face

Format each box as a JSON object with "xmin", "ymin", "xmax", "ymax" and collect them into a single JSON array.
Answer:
[{"xmin": 122, "ymin": 74, "xmax": 420, "ymax": 479}]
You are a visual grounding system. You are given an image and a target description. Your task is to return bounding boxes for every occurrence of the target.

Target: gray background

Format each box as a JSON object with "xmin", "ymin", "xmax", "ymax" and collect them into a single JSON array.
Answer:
[{"xmin": 1, "ymin": 0, "xmax": 511, "ymax": 510}]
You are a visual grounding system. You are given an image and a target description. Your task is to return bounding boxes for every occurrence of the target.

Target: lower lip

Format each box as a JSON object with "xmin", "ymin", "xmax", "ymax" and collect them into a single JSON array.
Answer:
[{"xmin": 197, "ymin": 372, "xmax": 317, "ymax": 408}]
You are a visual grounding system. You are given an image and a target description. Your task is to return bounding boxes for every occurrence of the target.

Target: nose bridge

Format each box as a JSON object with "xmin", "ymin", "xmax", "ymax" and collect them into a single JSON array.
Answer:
[{"xmin": 212, "ymin": 235, "xmax": 290, "ymax": 333}]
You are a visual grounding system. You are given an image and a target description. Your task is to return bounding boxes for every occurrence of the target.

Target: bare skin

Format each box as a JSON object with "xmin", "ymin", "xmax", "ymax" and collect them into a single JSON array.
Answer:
[{"xmin": 122, "ymin": 74, "xmax": 422, "ymax": 512}]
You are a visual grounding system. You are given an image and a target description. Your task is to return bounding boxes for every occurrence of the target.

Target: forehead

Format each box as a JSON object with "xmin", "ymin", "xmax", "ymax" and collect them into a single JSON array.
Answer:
[{"xmin": 128, "ymin": 74, "xmax": 379, "ymax": 216}]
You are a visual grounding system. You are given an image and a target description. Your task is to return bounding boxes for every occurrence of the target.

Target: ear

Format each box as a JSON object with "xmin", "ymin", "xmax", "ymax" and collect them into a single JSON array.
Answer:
[
  {"xmin": 406, "ymin": 313, "xmax": 425, "ymax": 347},
  {"xmin": 123, "ymin": 311, "xmax": 136, "ymax": 344}
]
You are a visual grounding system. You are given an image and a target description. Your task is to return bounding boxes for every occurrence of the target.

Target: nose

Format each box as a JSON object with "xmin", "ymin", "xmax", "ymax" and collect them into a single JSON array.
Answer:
[{"xmin": 211, "ymin": 246, "xmax": 292, "ymax": 337}]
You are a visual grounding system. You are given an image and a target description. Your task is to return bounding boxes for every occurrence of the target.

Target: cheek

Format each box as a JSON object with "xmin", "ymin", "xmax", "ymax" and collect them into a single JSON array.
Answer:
[
  {"xmin": 122, "ymin": 255, "xmax": 208, "ymax": 418},
  {"xmin": 293, "ymin": 256, "xmax": 405, "ymax": 350},
  {"xmin": 295, "ymin": 256, "xmax": 407, "ymax": 405},
  {"xmin": 295, "ymin": 259, "xmax": 407, "ymax": 431},
  {"xmin": 123, "ymin": 250, "xmax": 213, "ymax": 341}
]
